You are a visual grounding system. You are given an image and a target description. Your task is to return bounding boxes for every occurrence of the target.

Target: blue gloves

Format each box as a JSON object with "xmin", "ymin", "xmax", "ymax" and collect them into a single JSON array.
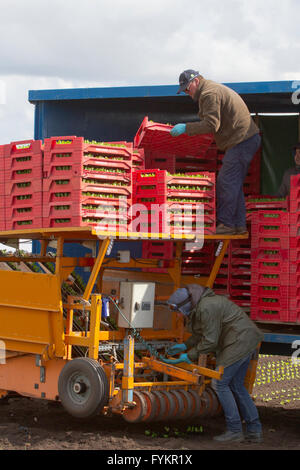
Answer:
[
  {"xmin": 167, "ymin": 343, "xmax": 187, "ymax": 355},
  {"xmin": 170, "ymin": 123, "xmax": 186, "ymax": 137},
  {"xmin": 159, "ymin": 353, "xmax": 192, "ymax": 365}
]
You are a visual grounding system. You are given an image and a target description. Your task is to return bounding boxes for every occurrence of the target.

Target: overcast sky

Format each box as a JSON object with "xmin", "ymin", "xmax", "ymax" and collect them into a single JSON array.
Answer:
[{"xmin": 0, "ymin": 0, "xmax": 300, "ymax": 142}]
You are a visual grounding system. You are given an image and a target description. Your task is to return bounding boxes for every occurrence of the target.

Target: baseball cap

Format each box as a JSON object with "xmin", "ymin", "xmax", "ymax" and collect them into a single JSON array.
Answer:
[{"xmin": 177, "ymin": 69, "xmax": 200, "ymax": 94}]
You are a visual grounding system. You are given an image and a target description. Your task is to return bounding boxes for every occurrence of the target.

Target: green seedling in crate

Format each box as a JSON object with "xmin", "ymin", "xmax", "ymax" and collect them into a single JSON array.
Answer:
[
  {"xmin": 54, "ymin": 205, "xmax": 70, "ymax": 211},
  {"xmin": 55, "ymin": 153, "xmax": 72, "ymax": 158},
  {"xmin": 55, "ymin": 192, "xmax": 71, "ymax": 198},
  {"xmin": 84, "ymin": 153, "xmax": 125, "ymax": 161},
  {"xmin": 55, "ymin": 180, "xmax": 70, "ymax": 185},
  {"xmin": 16, "ymin": 195, "xmax": 32, "ymax": 200},
  {"xmin": 17, "ymin": 220, "xmax": 32, "ymax": 225},
  {"xmin": 17, "ymin": 208, "xmax": 32, "ymax": 213},
  {"xmin": 16, "ymin": 156, "xmax": 31, "ymax": 162},
  {"xmin": 17, "ymin": 182, "xmax": 31, "ymax": 188},
  {"xmin": 84, "ymin": 140, "xmax": 127, "ymax": 148},
  {"xmin": 55, "ymin": 166, "xmax": 71, "ymax": 171},
  {"xmin": 83, "ymin": 165, "xmax": 126, "ymax": 174}
]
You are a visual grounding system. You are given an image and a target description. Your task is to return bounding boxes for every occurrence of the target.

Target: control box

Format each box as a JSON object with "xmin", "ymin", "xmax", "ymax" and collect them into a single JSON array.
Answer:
[{"xmin": 117, "ymin": 282, "xmax": 155, "ymax": 328}]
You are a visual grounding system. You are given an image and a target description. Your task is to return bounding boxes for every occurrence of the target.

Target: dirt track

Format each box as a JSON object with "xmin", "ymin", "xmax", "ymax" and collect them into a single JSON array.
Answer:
[{"xmin": 0, "ymin": 355, "xmax": 299, "ymax": 451}]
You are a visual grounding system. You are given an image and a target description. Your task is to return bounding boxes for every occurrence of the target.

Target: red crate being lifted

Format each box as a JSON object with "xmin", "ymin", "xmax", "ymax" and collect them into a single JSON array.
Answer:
[{"xmin": 134, "ymin": 116, "xmax": 214, "ymax": 157}]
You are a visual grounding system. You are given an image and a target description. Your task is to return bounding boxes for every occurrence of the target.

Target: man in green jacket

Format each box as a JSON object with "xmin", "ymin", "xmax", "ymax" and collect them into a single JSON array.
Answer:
[
  {"xmin": 163, "ymin": 284, "xmax": 263, "ymax": 443},
  {"xmin": 171, "ymin": 70, "xmax": 261, "ymax": 235}
]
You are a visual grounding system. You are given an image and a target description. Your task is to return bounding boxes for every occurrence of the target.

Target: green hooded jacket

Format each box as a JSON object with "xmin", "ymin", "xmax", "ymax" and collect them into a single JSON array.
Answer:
[{"xmin": 184, "ymin": 288, "xmax": 264, "ymax": 367}]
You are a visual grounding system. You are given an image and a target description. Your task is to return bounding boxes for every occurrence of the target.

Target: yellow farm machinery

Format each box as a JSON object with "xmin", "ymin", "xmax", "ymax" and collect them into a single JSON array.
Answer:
[{"xmin": 0, "ymin": 227, "xmax": 259, "ymax": 423}]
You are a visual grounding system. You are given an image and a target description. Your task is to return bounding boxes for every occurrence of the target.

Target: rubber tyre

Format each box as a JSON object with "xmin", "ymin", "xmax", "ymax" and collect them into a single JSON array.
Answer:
[{"xmin": 58, "ymin": 358, "xmax": 109, "ymax": 419}]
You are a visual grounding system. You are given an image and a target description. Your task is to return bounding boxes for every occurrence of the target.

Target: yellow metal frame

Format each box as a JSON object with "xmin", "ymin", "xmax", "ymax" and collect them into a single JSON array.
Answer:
[{"xmin": 0, "ymin": 227, "xmax": 250, "ymax": 405}]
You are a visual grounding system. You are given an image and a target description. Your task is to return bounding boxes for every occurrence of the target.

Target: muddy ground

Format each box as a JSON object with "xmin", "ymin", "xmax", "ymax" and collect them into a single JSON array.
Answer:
[{"xmin": 0, "ymin": 355, "xmax": 299, "ymax": 452}]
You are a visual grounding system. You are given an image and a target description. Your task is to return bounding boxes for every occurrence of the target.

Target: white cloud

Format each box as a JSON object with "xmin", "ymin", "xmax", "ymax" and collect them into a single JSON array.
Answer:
[{"xmin": 0, "ymin": 0, "xmax": 299, "ymax": 143}]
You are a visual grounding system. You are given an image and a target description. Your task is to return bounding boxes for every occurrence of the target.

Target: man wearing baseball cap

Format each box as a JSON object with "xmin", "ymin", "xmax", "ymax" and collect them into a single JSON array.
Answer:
[{"xmin": 171, "ymin": 70, "xmax": 261, "ymax": 235}]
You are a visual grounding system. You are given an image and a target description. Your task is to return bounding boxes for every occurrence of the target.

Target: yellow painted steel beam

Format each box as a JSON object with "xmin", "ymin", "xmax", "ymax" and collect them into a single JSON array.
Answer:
[
  {"xmin": 82, "ymin": 238, "xmax": 111, "ymax": 301},
  {"xmin": 206, "ymin": 239, "xmax": 230, "ymax": 288},
  {"xmin": 122, "ymin": 335, "xmax": 135, "ymax": 402},
  {"xmin": 133, "ymin": 381, "xmax": 191, "ymax": 388},
  {"xmin": 173, "ymin": 362, "xmax": 224, "ymax": 380},
  {"xmin": 142, "ymin": 357, "xmax": 201, "ymax": 384},
  {"xmin": 88, "ymin": 295, "xmax": 102, "ymax": 360}
]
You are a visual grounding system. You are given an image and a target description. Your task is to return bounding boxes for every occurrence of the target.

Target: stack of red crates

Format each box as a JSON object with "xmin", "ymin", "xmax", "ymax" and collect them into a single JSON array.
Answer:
[
  {"xmin": 228, "ymin": 239, "xmax": 252, "ymax": 308},
  {"xmin": 132, "ymin": 169, "xmax": 216, "ymax": 235},
  {"xmin": 42, "ymin": 137, "xmax": 133, "ymax": 230},
  {"xmin": 250, "ymin": 211, "xmax": 290, "ymax": 322},
  {"xmin": 0, "ymin": 144, "xmax": 5, "ymax": 230},
  {"xmin": 288, "ymin": 174, "xmax": 300, "ymax": 322},
  {"xmin": 3, "ymin": 140, "xmax": 43, "ymax": 230}
]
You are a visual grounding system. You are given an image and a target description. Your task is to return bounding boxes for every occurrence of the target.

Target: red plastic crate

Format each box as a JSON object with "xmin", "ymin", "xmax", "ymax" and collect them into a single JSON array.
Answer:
[
  {"xmin": 250, "ymin": 306, "xmax": 290, "ymax": 322},
  {"xmin": 251, "ymin": 258, "xmax": 290, "ymax": 274},
  {"xmin": 43, "ymin": 175, "xmax": 132, "ymax": 198},
  {"xmin": 175, "ymin": 157, "xmax": 217, "ymax": 172},
  {"xmin": 43, "ymin": 214, "xmax": 129, "ymax": 230},
  {"xmin": 251, "ymin": 270, "xmax": 289, "ymax": 286},
  {"xmin": 251, "ymin": 247, "xmax": 289, "ymax": 262},
  {"xmin": 134, "ymin": 116, "xmax": 214, "ymax": 157},
  {"xmin": 251, "ymin": 234, "xmax": 290, "ymax": 250},
  {"xmin": 4, "ymin": 139, "xmax": 43, "ymax": 172},
  {"xmin": 290, "ymin": 174, "xmax": 300, "ymax": 211},
  {"xmin": 251, "ymin": 211, "xmax": 290, "ymax": 236},
  {"xmin": 43, "ymin": 137, "xmax": 133, "ymax": 172},
  {"xmin": 246, "ymin": 195, "xmax": 288, "ymax": 211},
  {"xmin": 141, "ymin": 240, "xmax": 175, "ymax": 273}
]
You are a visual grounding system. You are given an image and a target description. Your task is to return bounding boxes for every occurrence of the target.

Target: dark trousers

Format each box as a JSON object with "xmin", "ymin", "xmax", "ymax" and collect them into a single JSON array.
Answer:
[
  {"xmin": 214, "ymin": 353, "xmax": 262, "ymax": 434},
  {"xmin": 217, "ymin": 134, "xmax": 261, "ymax": 228}
]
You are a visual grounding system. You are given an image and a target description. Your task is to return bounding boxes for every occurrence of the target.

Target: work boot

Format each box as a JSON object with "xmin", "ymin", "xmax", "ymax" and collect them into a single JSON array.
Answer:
[
  {"xmin": 245, "ymin": 432, "xmax": 263, "ymax": 443},
  {"xmin": 235, "ymin": 226, "xmax": 248, "ymax": 235},
  {"xmin": 215, "ymin": 223, "xmax": 236, "ymax": 235},
  {"xmin": 213, "ymin": 430, "xmax": 244, "ymax": 442}
]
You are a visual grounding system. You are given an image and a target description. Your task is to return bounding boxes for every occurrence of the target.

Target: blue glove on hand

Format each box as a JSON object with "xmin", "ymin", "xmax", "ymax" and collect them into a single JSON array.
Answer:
[
  {"xmin": 177, "ymin": 353, "xmax": 192, "ymax": 364},
  {"xmin": 167, "ymin": 343, "xmax": 187, "ymax": 355},
  {"xmin": 170, "ymin": 123, "xmax": 186, "ymax": 137},
  {"xmin": 159, "ymin": 353, "xmax": 192, "ymax": 365}
]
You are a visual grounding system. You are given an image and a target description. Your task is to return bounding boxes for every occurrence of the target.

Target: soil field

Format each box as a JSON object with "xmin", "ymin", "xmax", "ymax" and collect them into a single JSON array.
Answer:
[{"xmin": 0, "ymin": 355, "xmax": 299, "ymax": 451}]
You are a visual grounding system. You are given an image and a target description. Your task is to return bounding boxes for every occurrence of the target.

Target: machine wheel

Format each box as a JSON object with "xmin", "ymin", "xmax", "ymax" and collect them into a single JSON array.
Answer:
[
  {"xmin": 140, "ymin": 391, "xmax": 158, "ymax": 423},
  {"xmin": 176, "ymin": 389, "xmax": 194, "ymax": 420},
  {"xmin": 159, "ymin": 390, "xmax": 176, "ymax": 420},
  {"xmin": 58, "ymin": 358, "xmax": 109, "ymax": 419},
  {"xmin": 206, "ymin": 386, "xmax": 222, "ymax": 416},
  {"xmin": 168, "ymin": 390, "xmax": 185, "ymax": 420},
  {"xmin": 151, "ymin": 390, "xmax": 167, "ymax": 421},
  {"xmin": 188, "ymin": 390, "xmax": 202, "ymax": 418},
  {"xmin": 198, "ymin": 389, "xmax": 211, "ymax": 417},
  {"xmin": 122, "ymin": 391, "xmax": 148, "ymax": 423}
]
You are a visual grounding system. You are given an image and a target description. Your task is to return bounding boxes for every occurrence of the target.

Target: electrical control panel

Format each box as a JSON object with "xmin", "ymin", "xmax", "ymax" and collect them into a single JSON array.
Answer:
[{"xmin": 117, "ymin": 282, "xmax": 155, "ymax": 328}]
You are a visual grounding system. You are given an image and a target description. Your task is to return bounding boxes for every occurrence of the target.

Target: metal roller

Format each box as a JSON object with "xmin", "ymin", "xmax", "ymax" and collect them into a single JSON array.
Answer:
[
  {"xmin": 140, "ymin": 390, "xmax": 158, "ymax": 423},
  {"xmin": 206, "ymin": 386, "xmax": 222, "ymax": 416},
  {"xmin": 168, "ymin": 389, "xmax": 185, "ymax": 420},
  {"xmin": 122, "ymin": 391, "xmax": 148, "ymax": 423},
  {"xmin": 176, "ymin": 389, "xmax": 195, "ymax": 420},
  {"xmin": 188, "ymin": 390, "xmax": 203, "ymax": 418},
  {"xmin": 151, "ymin": 390, "xmax": 167, "ymax": 422},
  {"xmin": 159, "ymin": 390, "xmax": 176, "ymax": 421},
  {"xmin": 198, "ymin": 389, "xmax": 211, "ymax": 417}
]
